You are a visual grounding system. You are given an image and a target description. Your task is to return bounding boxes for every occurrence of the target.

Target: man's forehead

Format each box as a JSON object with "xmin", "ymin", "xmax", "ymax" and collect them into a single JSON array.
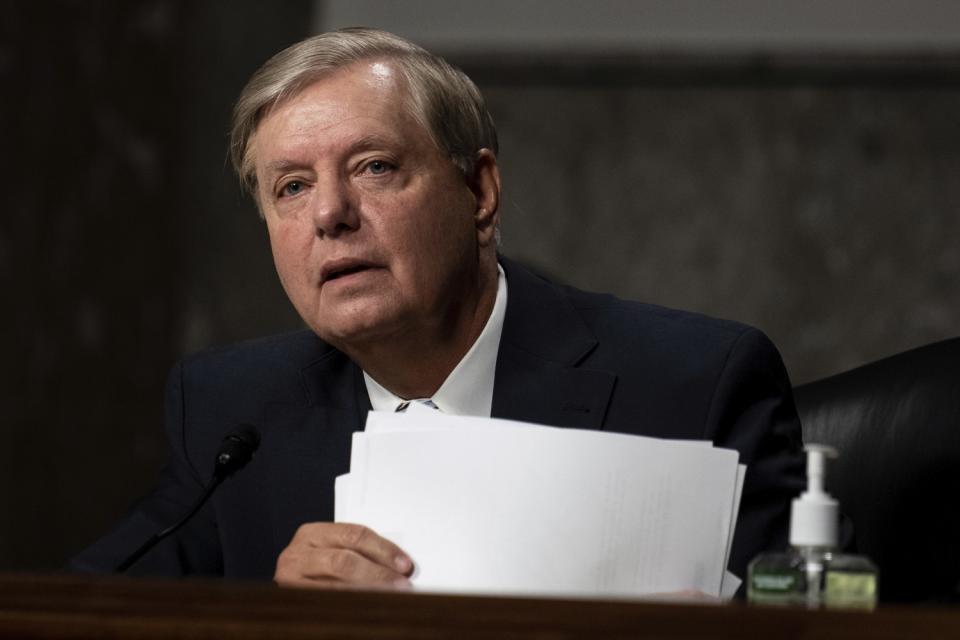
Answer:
[
  {"xmin": 273, "ymin": 60, "xmax": 407, "ymax": 120},
  {"xmin": 366, "ymin": 60, "xmax": 397, "ymax": 84},
  {"xmin": 266, "ymin": 63, "xmax": 407, "ymax": 123},
  {"xmin": 251, "ymin": 63, "xmax": 437, "ymax": 168}
]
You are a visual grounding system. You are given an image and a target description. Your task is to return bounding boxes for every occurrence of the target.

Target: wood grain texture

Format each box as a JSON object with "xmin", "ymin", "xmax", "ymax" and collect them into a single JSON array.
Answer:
[{"xmin": 1, "ymin": 573, "xmax": 959, "ymax": 639}]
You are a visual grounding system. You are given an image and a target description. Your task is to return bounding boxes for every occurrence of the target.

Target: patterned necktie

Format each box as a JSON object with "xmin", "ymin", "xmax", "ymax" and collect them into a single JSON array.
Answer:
[{"xmin": 395, "ymin": 398, "xmax": 439, "ymax": 412}]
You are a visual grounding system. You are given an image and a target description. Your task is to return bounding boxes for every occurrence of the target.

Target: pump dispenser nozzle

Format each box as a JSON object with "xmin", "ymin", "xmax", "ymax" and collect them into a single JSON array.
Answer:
[
  {"xmin": 749, "ymin": 443, "xmax": 877, "ymax": 608},
  {"xmin": 789, "ymin": 444, "xmax": 839, "ymax": 547}
]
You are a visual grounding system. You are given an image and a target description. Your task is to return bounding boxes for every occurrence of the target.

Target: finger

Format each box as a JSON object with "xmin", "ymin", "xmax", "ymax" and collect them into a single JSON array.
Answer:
[
  {"xmin": 299, "ymin": 548, "xmax": 413, "ymax": 587},
  {"xmin": 300, "ymin": 522, "xmax": 413, "ymax": 576},
  {"xmin": 274, "ymin": 544, "xmax": 411, "ymax": 588}
]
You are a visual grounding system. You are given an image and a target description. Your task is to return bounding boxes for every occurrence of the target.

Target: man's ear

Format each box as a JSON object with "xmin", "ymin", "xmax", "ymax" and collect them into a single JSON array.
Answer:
[{"xmin": 468, "ymin": 148, "xmax": 501, "ymax": 248}]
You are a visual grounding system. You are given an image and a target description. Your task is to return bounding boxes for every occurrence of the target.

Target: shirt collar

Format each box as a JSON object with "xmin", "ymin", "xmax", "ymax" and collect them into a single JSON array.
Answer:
[{"xmin": 363, "ymin": 264, "xmax": 507, "ymax": 417}]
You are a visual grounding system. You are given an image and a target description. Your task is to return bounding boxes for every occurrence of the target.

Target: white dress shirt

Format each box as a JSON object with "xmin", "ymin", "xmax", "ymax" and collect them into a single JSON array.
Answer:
[{"xmin": 363, "ymin": 264, "xmax": 507, "ymax": 417}]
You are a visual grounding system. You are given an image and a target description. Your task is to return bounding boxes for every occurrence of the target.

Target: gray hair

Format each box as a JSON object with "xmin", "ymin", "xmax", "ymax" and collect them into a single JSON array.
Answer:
[{"xmin": 230, "ymin": 27, "xmax": 499, "ymax": 198}]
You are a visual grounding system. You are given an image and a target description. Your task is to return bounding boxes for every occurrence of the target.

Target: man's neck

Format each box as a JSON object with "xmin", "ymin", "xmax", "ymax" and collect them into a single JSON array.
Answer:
[{"xmin": 345, "ymin": 261, "xmax": 500, "ymax": 400}]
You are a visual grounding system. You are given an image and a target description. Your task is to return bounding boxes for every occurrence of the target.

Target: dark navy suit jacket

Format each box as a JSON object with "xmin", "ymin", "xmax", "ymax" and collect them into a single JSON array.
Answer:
[{"xmin": 71, "ymin": 257, "xmax": 805, "ymax": 582}]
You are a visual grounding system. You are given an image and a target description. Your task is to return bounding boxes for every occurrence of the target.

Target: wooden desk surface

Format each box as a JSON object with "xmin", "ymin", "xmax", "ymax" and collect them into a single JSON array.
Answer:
[{"xmin": 0, "ymin": 573, "xmax": 957, "ymax": 639}]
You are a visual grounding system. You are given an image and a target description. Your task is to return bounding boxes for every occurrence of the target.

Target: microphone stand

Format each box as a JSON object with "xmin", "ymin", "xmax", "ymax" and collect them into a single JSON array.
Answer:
[
  {"xmin": 115, "ymin": 424, "xmax": 260, "ymax": 573},
  {"xmin": 115, "ymin": 476, "xmax": 223, "ymax": 573}
]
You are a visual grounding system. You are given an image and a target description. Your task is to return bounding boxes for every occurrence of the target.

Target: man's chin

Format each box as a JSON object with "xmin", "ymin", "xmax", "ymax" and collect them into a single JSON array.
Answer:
[{"xmin": 307, "ymin": 316, "xmax": 402, "ymax": 352}]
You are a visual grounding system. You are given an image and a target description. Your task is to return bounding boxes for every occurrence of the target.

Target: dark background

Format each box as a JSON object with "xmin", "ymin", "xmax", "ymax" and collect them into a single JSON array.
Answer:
[{"xmin": 2, "ymin": 1, "xmax": 958, "ymax": 571}]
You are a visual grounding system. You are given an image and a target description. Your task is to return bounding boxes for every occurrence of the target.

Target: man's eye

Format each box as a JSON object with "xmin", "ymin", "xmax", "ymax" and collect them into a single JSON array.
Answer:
[
  {"xmin": 366, "ymin": 160, "xmax": 392, "ymax": 175},
  {"xmin": 281, "ymin": 181, "xmax": 304, "ymax": 197}
]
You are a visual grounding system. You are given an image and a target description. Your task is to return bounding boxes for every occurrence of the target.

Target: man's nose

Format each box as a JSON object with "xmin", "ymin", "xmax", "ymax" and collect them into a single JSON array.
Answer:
[{"xmin": 311, "ymin": 176, "xmax": 360, "ymax": 238}]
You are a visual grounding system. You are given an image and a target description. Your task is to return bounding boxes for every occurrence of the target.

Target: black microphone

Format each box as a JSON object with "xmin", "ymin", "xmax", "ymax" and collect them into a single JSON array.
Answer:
[
  {"xmin": 213, "ymin": 424, "xmax": 261, "ymax": 480},
  {"xmin": 115, "ymin": 424, "xmax": 261, "ymax": 573}
]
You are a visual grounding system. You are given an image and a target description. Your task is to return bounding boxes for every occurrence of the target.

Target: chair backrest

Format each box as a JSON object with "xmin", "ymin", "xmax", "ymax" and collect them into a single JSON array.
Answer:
[{"xmin": 793, "ymin": 337, "xmax": 960, "ymax": 603}]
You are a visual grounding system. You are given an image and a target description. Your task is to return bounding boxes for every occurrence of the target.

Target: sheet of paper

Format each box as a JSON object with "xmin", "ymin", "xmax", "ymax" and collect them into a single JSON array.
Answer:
[
  {"xmin": 343, "ymin": 412, "xmax": 742, "ymax": 598},
  {"xmin": 721, "ymin": 571, "xmax": 743, "ymax": 600},
  {"xmin": 718, "ymin": 464, "xmax": 747, "ymax": 595},
  {"xmin": 334, "ymin": 473, "xmax": 351, "ymax": 522}
]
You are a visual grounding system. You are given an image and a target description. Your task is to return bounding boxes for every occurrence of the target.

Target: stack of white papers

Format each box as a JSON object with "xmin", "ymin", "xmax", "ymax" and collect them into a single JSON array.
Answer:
[{"xmin": 336, "ymin": 407, "xmax": 745, "ymax": 599}]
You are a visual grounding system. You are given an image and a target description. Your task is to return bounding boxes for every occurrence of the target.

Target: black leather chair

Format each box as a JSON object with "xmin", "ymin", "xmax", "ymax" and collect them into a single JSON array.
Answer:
[{"xmin": 793, "ymin": 337, "xmax": 960, "ymax": 603}]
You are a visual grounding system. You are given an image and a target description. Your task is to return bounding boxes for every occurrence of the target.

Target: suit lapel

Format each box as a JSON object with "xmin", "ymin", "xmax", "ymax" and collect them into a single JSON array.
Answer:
[
  {"xmin": 261, "ymin": 258, "xmax": 616, "ymax": 547},
  {"xmin": 259, "ymin": 346, "xmax": 369, "ymax": 551},
  {"xmin": 492, "ymin": 258, "xmax": 616, "ymax": 430}
]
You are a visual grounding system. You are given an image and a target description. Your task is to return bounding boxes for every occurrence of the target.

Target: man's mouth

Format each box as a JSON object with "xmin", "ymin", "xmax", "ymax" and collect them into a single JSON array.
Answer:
[
  {"xmin": 327, "ymin": 265, "xmax": 369, "ymax": 281},
  {"xmin": 321, "ymin": 260, "xmax": 377, "ymax": 284}
]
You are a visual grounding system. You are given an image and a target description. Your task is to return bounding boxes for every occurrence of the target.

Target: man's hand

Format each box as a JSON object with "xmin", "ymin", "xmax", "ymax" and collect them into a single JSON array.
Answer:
[{"xmin": 274, "ymin": 523, "xmax": 414, "ymax": 589}]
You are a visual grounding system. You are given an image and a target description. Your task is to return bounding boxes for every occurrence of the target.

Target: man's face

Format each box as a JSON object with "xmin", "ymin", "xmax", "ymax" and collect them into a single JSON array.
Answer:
[{"xmin": 251, "ymin": 61, "xmax": 491, "ymax": 350}]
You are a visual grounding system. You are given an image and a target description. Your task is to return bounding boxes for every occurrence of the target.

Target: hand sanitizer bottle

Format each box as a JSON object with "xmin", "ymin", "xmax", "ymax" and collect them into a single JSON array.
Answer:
[{"xmin": 747, "ymin": 444, "xmax": 878, "ymax": 609}]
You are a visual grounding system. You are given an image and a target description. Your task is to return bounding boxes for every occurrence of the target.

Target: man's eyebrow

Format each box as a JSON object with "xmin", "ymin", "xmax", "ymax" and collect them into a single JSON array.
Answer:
[
  {"xmin": 263, "ymin": 160, "xmax": 310, "ymax": 175},
  {"xmin": 261, "ymin": 135, "xmax": 406, "ymax": 175}
]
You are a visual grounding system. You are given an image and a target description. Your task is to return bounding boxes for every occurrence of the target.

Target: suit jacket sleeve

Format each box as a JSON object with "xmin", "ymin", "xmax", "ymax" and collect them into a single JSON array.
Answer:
[
  {"xmin": 67, "ymin": 361, "xmax": 224, "ymax": 575},
  {"xmin": 703, "ymin": 327, "xmax": 805, "ymax": 580}
]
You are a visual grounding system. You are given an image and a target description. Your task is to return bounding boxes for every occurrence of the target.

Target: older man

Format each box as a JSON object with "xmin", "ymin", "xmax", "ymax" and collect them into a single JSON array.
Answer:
[{"xmin": 71, "ymin": 28, "xmax": 804, "ymax": 590}]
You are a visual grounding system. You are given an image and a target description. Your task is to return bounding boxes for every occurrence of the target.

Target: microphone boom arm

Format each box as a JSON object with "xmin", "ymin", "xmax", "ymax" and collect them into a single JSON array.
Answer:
[{"xmin": 114, "ymin": 424, "xmax": 260, "ymax": 573}]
